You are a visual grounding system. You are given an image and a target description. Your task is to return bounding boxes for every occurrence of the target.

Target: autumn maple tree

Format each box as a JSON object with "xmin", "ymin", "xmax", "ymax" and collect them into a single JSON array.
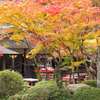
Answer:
[{"xmin": 0, "ymin": 0, "xmax": 100, "ymax": 81}]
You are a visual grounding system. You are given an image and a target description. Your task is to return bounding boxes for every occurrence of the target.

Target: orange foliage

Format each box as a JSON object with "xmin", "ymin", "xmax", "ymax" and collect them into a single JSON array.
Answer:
[{"xmin": 0, "ymin": 0, "xmax": 100, "ymax": 56}]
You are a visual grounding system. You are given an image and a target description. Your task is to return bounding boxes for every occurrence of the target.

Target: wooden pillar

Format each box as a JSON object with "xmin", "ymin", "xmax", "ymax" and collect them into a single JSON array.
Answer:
[
  {"xmin": 11, "ymin": 55, "xmax": 17, "ymax": 70},
  {"xmin": 12, "ymin": 55, "xmax": 15, "ymax": 70},
  {"xmin": 3, "ymin": 55, "xmax": 6, "ymax": 70},
  {"xmin": 22, "ymin": 49, "xmax": 27, "ymax": 77}
]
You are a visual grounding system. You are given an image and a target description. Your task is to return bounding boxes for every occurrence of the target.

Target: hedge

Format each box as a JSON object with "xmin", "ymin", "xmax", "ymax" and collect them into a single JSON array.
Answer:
[
  {"xmin": 9, "ymin": 80, "xmax": 71, "ymax": 100},
  {"xmin": 73, "ymin": 87, "xmax": 100, "ymax": 100},
  {"xmin": 0, "ymin": 70, "xmax": 24, "ymax": 98}
]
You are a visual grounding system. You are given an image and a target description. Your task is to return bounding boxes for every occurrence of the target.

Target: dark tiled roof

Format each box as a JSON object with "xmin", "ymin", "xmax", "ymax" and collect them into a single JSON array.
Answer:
[
  {"xmin": 0, "ymin": 38, "xmax": 29, "ymax": 49},
  {"xmin": 0, "ymin": 45, "xmax": 18, "ymax": 54},
  {"xmin": 0, "ymin": 38, "xmax": 35, "ymax": 53}
]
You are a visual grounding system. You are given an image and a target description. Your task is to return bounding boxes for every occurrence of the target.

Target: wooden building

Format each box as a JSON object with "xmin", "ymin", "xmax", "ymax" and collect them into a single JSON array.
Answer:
[{"xmin": 0, "ymin": 38, "xmax": 36, "ymax": 78}]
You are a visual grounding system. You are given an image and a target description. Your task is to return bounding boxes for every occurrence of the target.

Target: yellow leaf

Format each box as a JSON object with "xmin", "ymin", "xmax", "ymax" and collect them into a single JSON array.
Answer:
[
  {"xmin": 10, "ymin": 34, "xmax": 24, "ymax": 42},
  {"xmin": 26, "ymin": 43, "xmax": 44, "ymax": 59},
  {"xmin": 83, "ymin": 39, "xmax": 97, "ymax": 47}
]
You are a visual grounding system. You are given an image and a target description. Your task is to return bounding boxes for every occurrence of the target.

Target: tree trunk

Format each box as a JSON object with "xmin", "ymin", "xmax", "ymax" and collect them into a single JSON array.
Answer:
[
  {"xmin": 55, "ymin": 67, "xmax": 62, "ymax": 88},
  {"xmin": 97, "ymin": 46, "xmax": 100, "ymax": 87}
]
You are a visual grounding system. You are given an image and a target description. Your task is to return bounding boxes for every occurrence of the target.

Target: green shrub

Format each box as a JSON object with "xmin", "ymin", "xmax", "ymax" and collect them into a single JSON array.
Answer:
[
  {"xmin": 0, "ymin": 97, "xmax": 8, "ymax": 100},
  {"xmin": 8, "ymin": 93, "xmax": 47, "ymax": 100},
  {"xmin": 0, "ymin": 70, "xmax": 24, "ymax": 98},
  {"xmin": 27, "ymin": 80, "xmax": 71, "ymax": 100},
  {"xmin": 83, "ymin": 80, "xmax": 97, "ymax": 87},
  {"xmin": 8, "ymin": 82, "xmax": 29, "ymax": 100},
  {"xmin": 73, "ymin": 87, "xmax": 100, "ymax": 100},
  {"xmin": 8, "ymin": 94, "xmax": 23, "ymax": 100},
  {"xmin": 9, "ymin": 80, "xmax": 71, "ymax": 100},
  {"xmin": 67, "ymin": 84, "xmax": 89, "ymax": 94}
]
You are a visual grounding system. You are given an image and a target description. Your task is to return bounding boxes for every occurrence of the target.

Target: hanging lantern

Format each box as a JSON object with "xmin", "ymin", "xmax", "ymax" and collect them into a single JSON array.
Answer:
[{"xmin": 11, "ymin": 55, "xmax": 17, "ymax": 59}]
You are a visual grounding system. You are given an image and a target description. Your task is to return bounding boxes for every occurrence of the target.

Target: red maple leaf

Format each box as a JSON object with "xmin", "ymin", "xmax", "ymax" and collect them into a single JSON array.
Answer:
[{"xmin": 44, "ymin": 5, "xmax": 61, "ymax": 15}]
